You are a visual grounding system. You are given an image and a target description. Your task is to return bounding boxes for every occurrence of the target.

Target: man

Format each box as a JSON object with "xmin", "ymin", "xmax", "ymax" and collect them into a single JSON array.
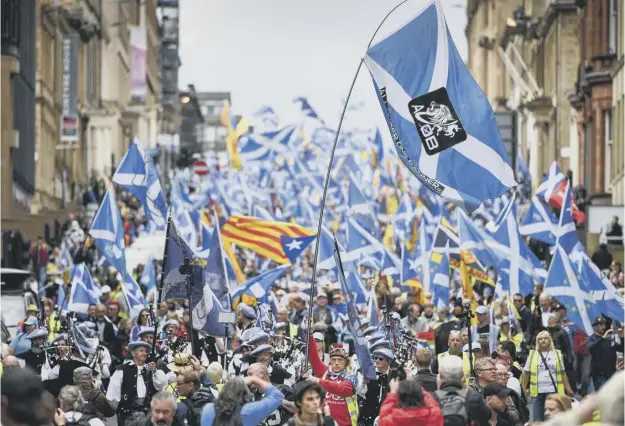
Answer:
[
  {"xmin": 472, "ymin": 305, "xmax": 500, "ymax": 354},
  {"xmin": 236, "ymin": 303, "xmax": 257, "ymax": 335},
  {"xmin": 512, "ymin": 294, "xmax": 531, "ymax": 334},
  {"xmin": 16, "ymin": 328, "xmax": 48, "ymax": 374},
  {"xmin": 419, "ymin": 301, "xmax": 437, "ymax": 331},
  {"xmin": 288, "ymin": 294, "xmax": 308, "ymax": 340},
  {"xmin": 30, "ymin": 236, "xmax": 49, "ymax": 296},
  {"xmin": 94, "ymin": 305, "xmax": 115, "ymax": 347},
  {"xmin": 312, "ymin": 292, "xmax": 340, "ymax": 347},
  {"xmin": 413, "ymin": 347, "xmax": 437, "ymax": 392},
  {"xmin": 432, "ymin": 330, "xmax": 469, "ymax": 376},
  {"xmin": 247, "ymin": 362, "xmax": 293, "ymax": 426},
  {"xmin": 289, "ymin": 380, "xmax": 333, "ymax": 426},
  {"xmin": 87, "ymin": 304, "xmax": 98, "ymax": 323},
  {"xmin": 107, "ymin": 341, "xmax": 167, "ymax": 426},
  {"xmin": 470, "ymin": 358, "xmax": 521, "ymax": 425},
  {"xmin": 587, "ymin": 316, "xmax": 618, "ymax": 391},
  {"xmin": 1, "ymin": 367, "xmax": 52, "ymax": 426},
  {"xmin": 174, "ymin": 370, "xmax": 214, "ymax": 426},
  {"xmin": 607, "ymin": 216, "xmax": 623, "ymax": 244},
  {"xmin": 248, "ymin": 344, "xmax": 294, "ymax": 386},
  {"xmin": 357, "ymin": 348, "xmax": 393, "ymax": 425},
  {"xmin": 128, "ymin": 392, "xmax": 181, "ymax": 426},
  {"xmin": 483, "ymin": 383, "xmax": 516, "ymax": 426},
  {"xmin": 494, "ymin": 360, "xmax": 528, "ymax": 424},
  {"xmin": 107, "ymin": 301, "xmax": 122, "ymax": 326},
  {"xmin": 73, "ymin": 366, "xmax": 115, "ymax": 419},
  {"xmin": 591, "ymin": 243, "xmax": 613, "ymax": 271},
  {"xmin": 400, "ymin": 304, "xmax": 422, "ymax": 336},
  {"xmin": 436, "ymin": 354, "xmax": 491, "ymax": 426}
]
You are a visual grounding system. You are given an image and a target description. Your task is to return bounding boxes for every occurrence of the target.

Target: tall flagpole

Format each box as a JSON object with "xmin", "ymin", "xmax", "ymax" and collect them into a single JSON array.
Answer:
[
  {"xmin": 152, "ymin": 209, "xmax": 172, "ymax": 359},
  {"xmin": 304, "ymin": 0, "xmax": 409, "ymax": 371}
]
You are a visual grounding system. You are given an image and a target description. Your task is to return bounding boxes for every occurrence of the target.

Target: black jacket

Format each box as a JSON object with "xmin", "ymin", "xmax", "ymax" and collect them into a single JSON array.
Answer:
[
  {"xmin": 548, "ymin": 326, "xmax": 573, "ymax": 366},
  {"xmin": 414, "ymin": 369, "xmax": 437, "ymax": 393},
  {"xmin": 437, "ymin": 381, "xmax": 492, "ymax": 426}
]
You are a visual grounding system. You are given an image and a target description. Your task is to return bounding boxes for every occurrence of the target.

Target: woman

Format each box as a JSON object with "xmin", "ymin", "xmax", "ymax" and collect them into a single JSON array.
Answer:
[
  {"xmin": 544, "ymin": 394, "xmax": 572, "ymax": 420},
  {"xmin": 130, "ymin": 308, "xmax": 151, "ymax": 341},
  {"xmin": 522, "ymin": 331, "xmax": 574, "ymax": 422},
  {"xmin": 54, "ymin": 385, "xmax": 106, "ymax": 426},
  {"xmin": 201, "ymin": 375, "xmax": 283, "ymax": 426},
  {"xmin": 377, "ymin": 378, "xmax": 443, "ymax": 426}
]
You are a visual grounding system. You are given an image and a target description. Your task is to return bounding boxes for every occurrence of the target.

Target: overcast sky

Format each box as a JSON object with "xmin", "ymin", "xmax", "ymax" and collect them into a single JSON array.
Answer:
[{"xmin": 179, "ymin": 0, "xmax": 468, "ymax": 130}]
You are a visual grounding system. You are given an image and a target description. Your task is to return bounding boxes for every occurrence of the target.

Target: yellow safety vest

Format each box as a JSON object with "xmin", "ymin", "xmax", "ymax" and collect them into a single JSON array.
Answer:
[
  {"xmin": 166, "ymin": 381, "xmax": 186, "ymax": 403},
  {"xmin": 499, "ymin": 332, "xmax": 523, "ymax": 352},
  {"xmin": 289, "ymin": 323, "xmax": 299, "ymax": 339},
  {"xmin": 322, "ymin": 370, "xmax": 358, "ymax": 426},
  {"xmin": 527, "ymin": 349, "xmax": 565, "ymax": 397},
  {"xmin": 47, "ymin": 313, "xmax": 61, "ymax": 340},
  {"xmin": 437, "ymin": 351, "xmax": 471, "ymax": 381}
]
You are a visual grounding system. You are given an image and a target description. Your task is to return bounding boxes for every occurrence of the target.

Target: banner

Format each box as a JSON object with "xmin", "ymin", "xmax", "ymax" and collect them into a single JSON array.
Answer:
[
  {"xmin": 60, "ymin": 34, "xmax": 79, "ymax": 146},
  {"xmin": 130, "ymin": 26, "xmax": 147, "ymax": 102}
]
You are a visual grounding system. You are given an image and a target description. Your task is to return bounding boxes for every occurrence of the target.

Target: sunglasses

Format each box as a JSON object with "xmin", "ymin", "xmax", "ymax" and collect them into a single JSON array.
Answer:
[{"xmin": 374, "ymin": 356, "xmax": 387, "ymax": 362}]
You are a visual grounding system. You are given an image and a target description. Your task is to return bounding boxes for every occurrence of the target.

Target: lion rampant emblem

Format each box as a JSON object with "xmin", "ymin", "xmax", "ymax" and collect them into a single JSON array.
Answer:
[{"xmin": 411, "ymin": 101, "xmax": 461, "ymax": 138}]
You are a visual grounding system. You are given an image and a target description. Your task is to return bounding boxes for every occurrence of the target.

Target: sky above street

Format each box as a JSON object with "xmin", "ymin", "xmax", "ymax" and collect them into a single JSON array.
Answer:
[{"xmin": 179, "ymin": 0, "xmax": 468, "ymax": 130}]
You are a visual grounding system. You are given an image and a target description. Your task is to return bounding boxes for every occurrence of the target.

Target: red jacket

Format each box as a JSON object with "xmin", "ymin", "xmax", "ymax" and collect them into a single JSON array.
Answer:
[
  {"xmin": 308, "ymin": 335, "xmax": 355, "ymax": 426},
  {"xmin": 378, "ymin": 391, "xmax": 444, "ymax": 426}
]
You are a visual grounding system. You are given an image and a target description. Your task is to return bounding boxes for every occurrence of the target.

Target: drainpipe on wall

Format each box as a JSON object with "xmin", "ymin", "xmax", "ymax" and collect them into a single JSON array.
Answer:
[{"xmin": 555, "ymin": 13, "xmax": 561, "ymax": 163}]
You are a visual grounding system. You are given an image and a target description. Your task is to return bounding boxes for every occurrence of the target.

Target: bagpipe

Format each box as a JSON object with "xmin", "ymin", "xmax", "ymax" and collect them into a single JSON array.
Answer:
[{"xmin": 379, "ymin": 307, "xmax": 422, "ymax": 369}]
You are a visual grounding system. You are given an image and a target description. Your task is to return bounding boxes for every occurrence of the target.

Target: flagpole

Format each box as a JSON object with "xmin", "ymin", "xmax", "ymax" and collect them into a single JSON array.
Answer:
[
  {"xmin": 152, "ymin": 210, "xmax": 172, "ymax": 360},
  {"xmin": 213, "ymin": 211, "xmax": 233, "ymax": 366},
  {"xmin": 306, "ymin": 0, "xmax": 409, "ymax": 371}
]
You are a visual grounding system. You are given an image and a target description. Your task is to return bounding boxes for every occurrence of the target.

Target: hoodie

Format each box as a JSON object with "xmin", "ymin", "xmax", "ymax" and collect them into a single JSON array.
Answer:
[{"xmin": 377, "ymin": 390, "xmax": 443, "ymax": 426}]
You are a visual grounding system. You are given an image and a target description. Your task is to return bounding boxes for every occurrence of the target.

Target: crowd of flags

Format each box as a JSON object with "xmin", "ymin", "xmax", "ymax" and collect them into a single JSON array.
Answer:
[{"xmin": 55, "ymin": 0, "xmax": 622, "ymax": 350}]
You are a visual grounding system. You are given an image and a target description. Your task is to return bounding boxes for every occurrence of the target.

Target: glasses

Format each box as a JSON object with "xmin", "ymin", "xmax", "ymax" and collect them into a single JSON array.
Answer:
[
  {"xmin": 478, "ymin": 368, "xmax": 495, "ymax": 372},
  {"xmin": 374, "ymin": 357, "xmax": 387, "ymax": 361},
  {"xmin": 513, "ymin": 299, "xmax": 522, "ymax": 303}
]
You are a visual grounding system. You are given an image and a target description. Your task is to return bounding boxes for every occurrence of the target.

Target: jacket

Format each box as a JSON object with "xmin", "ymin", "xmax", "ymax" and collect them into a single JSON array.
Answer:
[
  {"xmin": 548, "ymin": 326, "xmax": 573, "ymax": 366},
  {"xmin": 377, "ymin": 391, "xmax": 443, "ymax": 426},
  {"xmin": 437, "ymin": 381, "xmax": 491, "ymax": 426},
  {"xmin": 200, "ymin": 384, "xmax": 284, "ymax": 426},
  {"xmin": 414, "ymin": 369, "xmax": 437, "ymax": 393}
]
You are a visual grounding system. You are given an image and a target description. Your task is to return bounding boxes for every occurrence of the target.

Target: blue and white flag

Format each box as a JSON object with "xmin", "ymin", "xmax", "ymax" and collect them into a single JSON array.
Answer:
[
  {"xmin": 334, "ymin": 240, "xmax": 376, "ymax": 380},
  {"xmin": 89, "ymin": 185, "xmax": 126, "ymax": 274},
  {"xmin": 112, "ymin": 140, "xmax": 168, "ymax": 229},
  {"xmin": 139, "ymin": 256, "xmax": 157, "ymax": 294},
  {"xmin": 231, "ymin": 266, "xmax": 289, "ymax": 303},
  {"xmin": 367, "ymin": 287, "xmax": 379, "ymax": 327},
  {"xmin": 545, "ymin": 245, "xmax": 597, "ymax": 335},
  {"xmin": 205, "ymin": 221, "xmax": 231, "ymax": 308},
  {"xmin": 293, "ymin": 97, "xmax": 319, "ymax": 119},
  {"xmin": 519, "ymin": 196, "xmax": 558, "ymax": 245},
  {"xmin": 431, "ymin": 248, "xmax": 450, "ymax": 309},
  {"xmin": 554, "ymin": 181, "xmax": 578, "ymax": 254},
  {"xmin": 364, "ymin": 0, "xmax": 516, "ymax": 212},
  {"xmin": 535, "ymin": 161, "xmax": 565, "ymax": 203},
  {"xmin": 67, "ymin": 264, "xmax": 100, "ymax": 315}
]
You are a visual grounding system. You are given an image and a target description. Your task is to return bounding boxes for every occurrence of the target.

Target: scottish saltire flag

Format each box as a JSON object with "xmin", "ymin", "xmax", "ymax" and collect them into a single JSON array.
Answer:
[
  {"xmin": 71, "ymin": 318, "xmax": 97, "ymax": 355},
  {"xmin": 121, "ymin": 284, "xmax": 144, "ymax": 319},
  {"xmin": 205, "ymin": 222, "xmax": 231, "ymax": 308},
  {"xmin": 535, "ymin": 161, "xmax": 565, "ymax": 203},
  {"xmin": 60, "ymin": 240, "xmax": 74, "ymax": 270},
  {"xmin": 175, "ymin": 208, "xmax": 198, "ymax": 247},
  {"xmin": 230, "ymin": 266, "xmax": 289, "ymax": 304},
  {"xmin": 579, "ymin": 258, "xmax": 624, "ymax": 322},
  {"xmin": 67, "ymin": 264, "xmax": 100, "ymax": 314},
  {"xmin": 140, "ymin": 256, "xmax": 157, "ymax": 294},
  {"xmin": 431, "ymin": 248, "xmax": 450, "ymax": 308},
  {"xmin": 333, "ymin": 240, "xmax": 376, "ymax": 380},
  {"xmin": 364, "ymin": 0, "xmax": 516, "ymax": 212},
  {"xmin": 252, "ymin": 105, "xmax": 279, "ymax": 130},
  {"xmin": 190, "ymin": 268, "xmax": 227, "ymax": 337},
  {"xmin": 89, "ymin": 185, "xmax": 126, "ymax": 274},
  {"xmin": 555, "ymin": 181, "xmax": 578, "ymax": 254},
  {"xmin": 317, "ymin": 226, "xmax": 340, "ymax": 270},
  {"xmin": 239, "ymin": 125, "xmax": 297, "ymax": 163},
  {"xmin": 293, "ymin": 97, "xmax": 319, "ymax": 119},
  {"xmin": 367, "ymin": 287, "xmax": 379, "ymax": 327},
  {"xmin": 413, "ymin": 220, "xmax": 433, "ymax": 291},
  {"xmin": 112, "ymin": 140, "xmax": 168, "ymax": 229},
  {"xmin": 519, "ymin": 196, "xmax": 558, "ymax": 245},
  {"xmin": 545, "ymin": 245, "xmax": 597, "ymax": 335}
]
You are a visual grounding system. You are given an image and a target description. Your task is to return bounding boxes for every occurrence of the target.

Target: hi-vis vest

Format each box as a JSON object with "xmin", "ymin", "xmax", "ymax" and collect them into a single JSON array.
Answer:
[
  {"xmin": 499, "ymin": 332, "xmax": 523, "ymax": 352},
  {"xmin": 527, "ymin": 349, "xmax": 565, "ymax": 397},
  {"xmin": 166, "ymin": 381, "xmax": 185, "ymax": 403},
  {"xmin": 438, "ymin": 351, "xmax": 471, "ymax": 380},
  {"xmin": 322, "ymin": 370, "xmax": 358, "ymax": 426}
]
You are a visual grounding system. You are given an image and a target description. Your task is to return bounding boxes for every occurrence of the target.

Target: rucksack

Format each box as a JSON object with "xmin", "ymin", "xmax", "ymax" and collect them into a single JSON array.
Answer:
[
  {"xmin": 185, "ymin": 388, "xmax": 215, "ymax": 426},
  {"xmin": 434, "ymin": 388, "xmax": 469, "ymax": 426},
  {"xmin": 65, "ymin": 413, "xmax": 96, "ymax": 426}
]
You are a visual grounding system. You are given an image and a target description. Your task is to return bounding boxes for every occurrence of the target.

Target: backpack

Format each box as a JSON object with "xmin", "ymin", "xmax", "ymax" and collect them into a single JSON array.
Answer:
[
  {"xmin": 185, "ymin": 388, "xmax": 215, "ymax": 426},
  {"xmin": 65, "ymin": 413, "xmax": 96, "ymax": 426},
  {"xmin": 434, "ymin": 388, "xmax": 469, "ymax": 426}
]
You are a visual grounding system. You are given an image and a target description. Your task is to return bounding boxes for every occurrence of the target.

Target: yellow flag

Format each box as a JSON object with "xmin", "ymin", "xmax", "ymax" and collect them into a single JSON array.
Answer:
[{"xmin": 383, "ymin": 224, "xmax": 394, "ymax": 250}]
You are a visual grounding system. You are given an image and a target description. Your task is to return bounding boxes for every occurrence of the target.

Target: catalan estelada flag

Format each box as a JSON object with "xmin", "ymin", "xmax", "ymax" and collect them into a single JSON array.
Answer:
[{"xmin": 221, "ymin": 215, "xmax": 316, "ymax": 264}]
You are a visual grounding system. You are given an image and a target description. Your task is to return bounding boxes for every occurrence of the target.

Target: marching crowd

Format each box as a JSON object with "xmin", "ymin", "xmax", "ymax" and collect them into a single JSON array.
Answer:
[{"xmin": 2, "ymin": 240, "xmax": 625, "ymax": 426}]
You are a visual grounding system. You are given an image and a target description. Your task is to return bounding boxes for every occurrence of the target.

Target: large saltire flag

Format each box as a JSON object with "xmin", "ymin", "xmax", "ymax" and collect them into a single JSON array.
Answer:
[
  {"xmin": 221, "ymin": 215, "xmax": 316, "ymax": 264},
  {"xmin": 364, "ymin": 0, "xmax": 516, "ymax": 212}
]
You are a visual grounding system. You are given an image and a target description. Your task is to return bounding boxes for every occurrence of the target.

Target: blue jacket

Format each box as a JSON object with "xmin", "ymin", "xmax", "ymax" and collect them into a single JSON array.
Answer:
[{"xmin": 200, "ymin": 384, "xmax": 284, "ymax": 426}]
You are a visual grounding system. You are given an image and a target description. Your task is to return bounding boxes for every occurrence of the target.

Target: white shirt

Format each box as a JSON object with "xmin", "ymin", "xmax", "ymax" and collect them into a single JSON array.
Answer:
[
  {"xmin": 106, "ymin": 362, "xmax": 166, "ymax": 403},
  {"xmin": 506, "ymin": 374, "xmax": 522, "ymax": 397},
  {"xmin": 523, "ymin": 350, "xmax": 559, "ymax": 394}
]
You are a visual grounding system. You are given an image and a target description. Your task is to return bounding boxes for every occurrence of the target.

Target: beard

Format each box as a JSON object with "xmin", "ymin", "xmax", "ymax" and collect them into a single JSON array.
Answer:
[{"xmin": 151, "ymin": 419, "xmax": 168, "ymax": 426}]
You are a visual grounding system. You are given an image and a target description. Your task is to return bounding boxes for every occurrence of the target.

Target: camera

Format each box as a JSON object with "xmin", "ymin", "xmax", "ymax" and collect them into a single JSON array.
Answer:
[{"xmin": 389, "ymin": 364, "xmax": 407, "ymax": 381}]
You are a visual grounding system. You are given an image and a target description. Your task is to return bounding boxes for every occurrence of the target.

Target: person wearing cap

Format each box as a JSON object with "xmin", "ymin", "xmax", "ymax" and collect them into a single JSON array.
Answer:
[
  {"xmin": 483, "ymin": 383, "xmax": 516, "ymax": 426},
  {"xmin": 471, "ymin": 305, "xmax": 501, "ymax": 355},
  {"xmin": 304, "ymin": 339, "xmax": 357, "ymax": 426},
  {"xmin": 249, "ymin": 344, "xmax": 294, "ymax": 386},
  {"xmin": 463, "ymin": 341, "xmax": 484, "ymax": 361},
  {"xmin": 8, "ymin": 316, "xmax": 39, "ymax": 356},
  {"xmin": 588, "ymin": 315, "xmax": 619, "ymax": 391},
  {"xmin": 313, "ymin": 332, "xmax": 330, "ymax": 365},
  {"xmin": 288, "ymin": 295, "xmax": 308, "ymax": 340},
  {"xmin": 73, "ymin": 366, "xmax": 116, "ymax": 419},
  {"xmin": 106, "ymin": 340, "xmax": 167, "ymax": 426},
  {"xmin": 16, "ymin": 328, "xmax": 48, "ymax": 374},
  {"xmin": 470, "ymin": 358, "xmax": 521, "ymax": 425},
  {"xmin": 237, "ymin": 304, "xmax": 258, "ymax": 335},
  {"xmin": 357, "ymin": 347, "xmax": 393, "ymax": 425},
  {"xmin": 522, "ymin": 330, "xmax": 573, "ymax": 422},
  {"xmin": 312, "ymin": 291, "xmax": 340, "ymax": 348}
]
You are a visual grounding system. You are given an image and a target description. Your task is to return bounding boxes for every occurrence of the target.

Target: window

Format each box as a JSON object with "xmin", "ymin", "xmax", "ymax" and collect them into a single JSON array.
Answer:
[
  {"xmin": 604, "ymin": 109, "xmax": 613, "ymax": 191},
  {"xmin": 608, "ymin": 0, "xmax": 618, "ymax": 55}
]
